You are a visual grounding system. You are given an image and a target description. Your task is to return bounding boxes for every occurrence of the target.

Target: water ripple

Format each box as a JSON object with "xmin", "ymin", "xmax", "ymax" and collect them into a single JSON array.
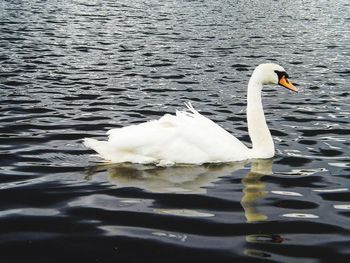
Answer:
[{"xmin": 0, "ymin": 0, "xmax": 349, "ymax": 261}]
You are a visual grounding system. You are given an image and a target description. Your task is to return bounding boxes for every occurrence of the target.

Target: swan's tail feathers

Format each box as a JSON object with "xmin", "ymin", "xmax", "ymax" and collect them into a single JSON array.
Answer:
[
  {"xmin": 175, "ymin": 101, "xmax": 199, "ymax": 118},
  {"xmin": 83, "ymin": 138, "xmax": 158, "ymax": 164},
  {"xmin": 83, "ymin": 138, "xmax": 114, "ymax": 161},
  {"xmin": 184, "ymin": 101, "xmax": 199, "ymax": 114}
]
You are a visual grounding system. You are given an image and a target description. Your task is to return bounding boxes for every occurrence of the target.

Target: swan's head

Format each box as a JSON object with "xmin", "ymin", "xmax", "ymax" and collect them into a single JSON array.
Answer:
[{"xmin": 253, "ymin": 63, "xmax": 298, "ymax": 92}]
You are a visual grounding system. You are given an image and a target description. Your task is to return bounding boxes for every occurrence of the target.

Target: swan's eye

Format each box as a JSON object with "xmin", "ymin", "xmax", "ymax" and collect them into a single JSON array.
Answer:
[{"xmin": 274, "ymin": 70, "xmax": 289, "ymax": 80}]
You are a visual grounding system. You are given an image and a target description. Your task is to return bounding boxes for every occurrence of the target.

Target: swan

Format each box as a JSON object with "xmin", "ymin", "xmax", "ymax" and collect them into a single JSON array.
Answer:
[{"xmin": 83, "ymin": 63, "xmax": 297, "ymax": 165}]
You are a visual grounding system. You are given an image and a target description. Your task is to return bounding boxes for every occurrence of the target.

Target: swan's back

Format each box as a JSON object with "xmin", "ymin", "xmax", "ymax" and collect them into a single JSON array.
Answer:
[{"xmin": 84, "ymin": 104, "xmax": 250, "ymax": 165}]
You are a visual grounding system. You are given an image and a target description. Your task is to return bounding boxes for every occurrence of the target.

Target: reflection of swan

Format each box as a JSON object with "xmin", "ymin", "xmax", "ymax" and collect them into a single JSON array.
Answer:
[
  {"xmin": 241, "ymin": 160, "xmax": 286, "ymax": 257},
  {"xmin": 83, "ymin": 63, "xmax": 297, "ymax": 165},
  {"xmin": 87, "ymin": 159, "xmax": 274, "ymax": 219},
  {"xmin": 86, "ymin": 161, "xmax": 247, "ymax": 194},
  {"xmin": 241, "ymin": 159, "xmax": 273, "ymax": 222},
  {"xmin": 86, "ymin": 159, "xmax": 272, "ymax": 197}
]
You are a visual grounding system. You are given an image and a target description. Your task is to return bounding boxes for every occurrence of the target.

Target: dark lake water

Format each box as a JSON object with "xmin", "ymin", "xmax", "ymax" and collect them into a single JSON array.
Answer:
[{"xmin": 1, "ymin": 0, "xmax": 349, "ymax": 262}]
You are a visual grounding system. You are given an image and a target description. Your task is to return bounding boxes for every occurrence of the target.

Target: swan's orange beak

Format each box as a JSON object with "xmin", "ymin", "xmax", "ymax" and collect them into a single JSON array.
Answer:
[{"xmin": 279, "ymin": 75, "xmax": 298, "ymax": 93}]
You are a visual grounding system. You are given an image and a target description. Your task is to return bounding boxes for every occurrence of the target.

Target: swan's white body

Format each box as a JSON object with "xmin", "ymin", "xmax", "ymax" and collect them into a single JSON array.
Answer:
[{"xmin": 83, "ymin": 63, "xmax": 296, "ymax": 165}]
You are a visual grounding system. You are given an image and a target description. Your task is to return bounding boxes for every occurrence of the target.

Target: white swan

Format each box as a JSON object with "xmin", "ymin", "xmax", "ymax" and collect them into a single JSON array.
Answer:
[{"xmin": 83, "ymin": 63, "xmax": 297, "ymax": 165}]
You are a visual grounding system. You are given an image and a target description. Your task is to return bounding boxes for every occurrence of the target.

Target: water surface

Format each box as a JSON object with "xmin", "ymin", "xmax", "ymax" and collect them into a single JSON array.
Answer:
[{"xmin": 0, "ymin": 0, "xmax": 349, "ymax": 262}]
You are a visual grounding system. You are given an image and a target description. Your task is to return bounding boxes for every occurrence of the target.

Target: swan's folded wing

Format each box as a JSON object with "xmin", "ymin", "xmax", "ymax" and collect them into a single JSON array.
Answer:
[
  {"xmin": 171, "ymin": 105, "xmax": 251, "ymax": 162},
  {"xmin": 106, "ymin": 106, "xmax": 250, "ymax": 164}
]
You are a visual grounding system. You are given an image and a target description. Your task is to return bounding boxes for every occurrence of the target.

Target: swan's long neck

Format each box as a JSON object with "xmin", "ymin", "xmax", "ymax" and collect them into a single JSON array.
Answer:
[{"xmin": 246, "ymin": 75, "xmax": 274, "ymax": 158}]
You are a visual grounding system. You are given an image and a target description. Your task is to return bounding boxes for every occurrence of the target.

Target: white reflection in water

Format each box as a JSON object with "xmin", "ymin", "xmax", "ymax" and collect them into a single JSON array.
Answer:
[
  {"xmin": 154, "ymin": 208, "xmax": 214, "ymax": 218},
  {"xmin": 0, "ymin": 208, "xmax": 59, "ymax": 217},
  {"xmin": 328, "ymin": 162, "xmax": 350, "ymax": 168},
  {"xmin": 333, "ymin": 205, "xmax": 350, "ymax": 210},
  {"xmin": 152, "ymin": 231, "xmax": 187, "ymax": 242},
  {"xmin": 282, "ymin": 213, "xmax": 319, "ymax": 219},
  {"xmin": 87, "ymin": 161, "xmax": 247, "ymax": 194},
  {"xmin": 120, "ymin": 199, "xmax": 143, "ymax": 204},
  {"xmin": 313, "ymin": 188, "xmax": 348, "ymax": 193},
  {"xmin": 271, "ymin": 191, "xmax": 303, "ymax": 196}
]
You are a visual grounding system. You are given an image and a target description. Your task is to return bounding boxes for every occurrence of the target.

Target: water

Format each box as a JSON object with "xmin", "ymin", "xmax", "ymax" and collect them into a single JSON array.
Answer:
[{"xmin": 0, "ymin": 0, "xmax": 349, "ymax": 262}]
